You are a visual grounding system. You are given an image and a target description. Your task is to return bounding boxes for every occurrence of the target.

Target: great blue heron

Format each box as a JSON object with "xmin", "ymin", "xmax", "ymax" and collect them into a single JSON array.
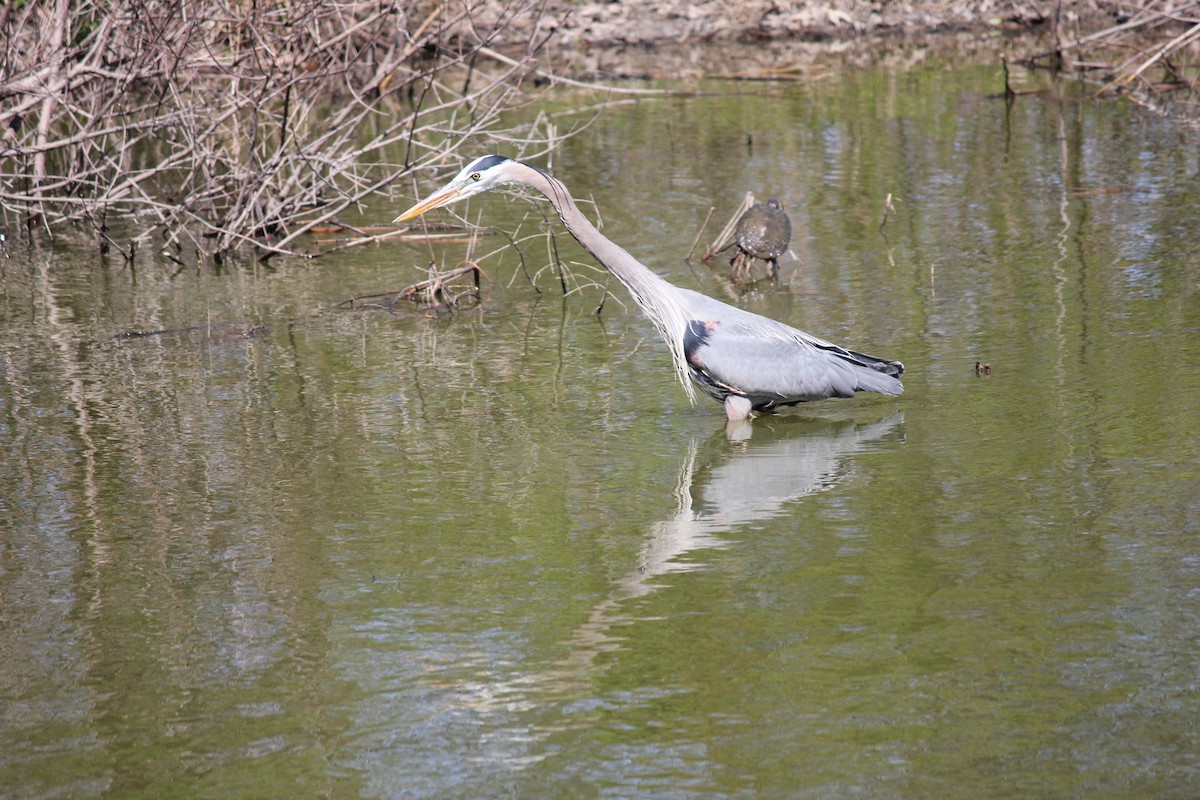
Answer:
[
  {"xmin": 733, "ymin": 197, "xmax": 791, "ymax": 278},
  {"xmin": 394, "ymin": 155, "xmax": 904, "ymax": 421}
]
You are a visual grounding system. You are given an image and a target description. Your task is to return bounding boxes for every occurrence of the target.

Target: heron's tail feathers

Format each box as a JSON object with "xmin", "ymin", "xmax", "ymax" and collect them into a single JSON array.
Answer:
[
  {"xmin": 846, "ymin": 349, "xmax": 905, "ymax": 379},
  {"xmin": 852, "ymin": 367, "xmax": 904, "ymax": 396},
  {"xmin": 838, "ymin": 349, "xmax": 905, "ymax": 396}
]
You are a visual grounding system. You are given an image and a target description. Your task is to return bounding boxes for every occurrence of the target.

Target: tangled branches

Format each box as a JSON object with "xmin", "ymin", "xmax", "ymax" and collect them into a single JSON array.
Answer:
[
  {"xmin": 1023, "ymin": 1, "xmax": 1200, "ymax": 119},
  {"xmin": 0, "ymin": 0, "xmax": 558, "ymax": 261}
]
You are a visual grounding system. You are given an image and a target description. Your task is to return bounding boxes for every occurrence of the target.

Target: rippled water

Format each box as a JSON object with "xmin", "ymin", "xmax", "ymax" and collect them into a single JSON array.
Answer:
[{"xmin": 3, "ymin": 38, "xmax": 1200, "ymax": 799}]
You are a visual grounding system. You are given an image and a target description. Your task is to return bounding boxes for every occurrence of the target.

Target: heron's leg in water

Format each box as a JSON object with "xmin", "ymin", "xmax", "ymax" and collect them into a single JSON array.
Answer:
[{"xmin": 724, "ymin": 394, "xmax": 753, "ymax": 421}]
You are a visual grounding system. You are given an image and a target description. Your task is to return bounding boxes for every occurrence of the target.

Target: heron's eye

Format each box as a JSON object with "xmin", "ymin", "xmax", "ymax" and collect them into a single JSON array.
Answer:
[{"xmin": 470, "ymin": 172, "xmax": 481, "ymax": 182}]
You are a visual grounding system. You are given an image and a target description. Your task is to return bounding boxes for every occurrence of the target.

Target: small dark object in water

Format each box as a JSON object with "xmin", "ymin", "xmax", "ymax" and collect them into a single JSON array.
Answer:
[
  {"xmin": 732, "ymin": 198, "xmax": 791, "ymax": 279},
  {"xmin": 975, "ymin": 361, "xmax": 992, "ymax": 376}
]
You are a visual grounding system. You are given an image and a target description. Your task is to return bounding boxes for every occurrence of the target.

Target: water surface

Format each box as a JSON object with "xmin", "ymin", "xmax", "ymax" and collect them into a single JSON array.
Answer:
[{"xmin": 3, "ymin": 38, "xmax": 1200, "ymax": 799}]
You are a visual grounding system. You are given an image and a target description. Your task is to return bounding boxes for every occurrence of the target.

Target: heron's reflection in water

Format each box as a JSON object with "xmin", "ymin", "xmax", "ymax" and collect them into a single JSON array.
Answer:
[
  {"xmin": 557, "ymin": 412, "xmax": 903, "ymax": 677},
  {"xmin": 428, "ymin": 413, "xmax": 903, "ymax": 759}
]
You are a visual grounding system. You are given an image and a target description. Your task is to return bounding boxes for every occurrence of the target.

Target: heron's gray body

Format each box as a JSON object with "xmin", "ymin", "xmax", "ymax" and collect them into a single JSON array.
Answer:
[
  {"xmin": 395, "ymin": 156, "xmax": 903, "ymax": 420},
  {"xmin": 679, "ymin": 293, "xmax": 902, "ymax": 410}
]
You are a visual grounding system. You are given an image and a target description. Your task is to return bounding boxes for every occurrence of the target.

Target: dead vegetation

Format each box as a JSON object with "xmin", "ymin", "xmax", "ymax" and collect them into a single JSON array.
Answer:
[
  {"xmin": 0, "ymin": 0, "xmax": 574, "ymax": 263},
  {"xmin": 334, "ymin": 263, "xmax": 484, "ymax": 315},
  {"xmin": 698, "ymin": 192, "xmax": 755, "ymax": 266},
  {"xmin": 4, "ymin": 0, "xmax": 1197, "ymax": 272},
  {"xmin": 1018, "ymin": 1, "xmax": 1200, "ymax": 119}
]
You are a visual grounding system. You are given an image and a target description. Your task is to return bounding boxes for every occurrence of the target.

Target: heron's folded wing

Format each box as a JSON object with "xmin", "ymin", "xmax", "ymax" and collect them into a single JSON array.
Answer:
[{"xmin": 688, "ymin": 320, "xmax": 864, "ymax": 401}]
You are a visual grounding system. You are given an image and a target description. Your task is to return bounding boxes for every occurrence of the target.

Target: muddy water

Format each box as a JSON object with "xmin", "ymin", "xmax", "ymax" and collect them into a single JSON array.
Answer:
[{"xmin": 3, "ymin": 40, "xmax": 1199, "ymax": 798}]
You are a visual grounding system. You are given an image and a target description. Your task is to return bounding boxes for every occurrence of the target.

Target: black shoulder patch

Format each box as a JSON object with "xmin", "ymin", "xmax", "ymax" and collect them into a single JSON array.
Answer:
[
  {"xmin": 469, "ymin": 155, "xmax": 509, "ymax": 172},
  {"xmin": 683, "ymin": 320, "xmax": 712, "ymax": 366}
]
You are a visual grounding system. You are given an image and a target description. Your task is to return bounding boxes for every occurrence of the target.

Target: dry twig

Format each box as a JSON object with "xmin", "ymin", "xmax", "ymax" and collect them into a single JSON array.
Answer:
[{"xmin": 700, "ymin": 192, "xmax": 755, "ymax": 262}]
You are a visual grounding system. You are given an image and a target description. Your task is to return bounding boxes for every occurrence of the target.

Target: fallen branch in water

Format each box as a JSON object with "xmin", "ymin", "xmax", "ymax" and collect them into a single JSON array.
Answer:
[
  {"xmin": 112, "ymin": 322, "xmax": 269, "ymax": 341},
  {"xmin": 700, "ymin": 192, "xmax": 755, "ymax": 262},
  {"xmin": 686, "ymin": 205, "xmax": 715, "ymax": 262},
  {"xmin": 333, "ymin": 263, "xmax": 485, "ymax": 315}
]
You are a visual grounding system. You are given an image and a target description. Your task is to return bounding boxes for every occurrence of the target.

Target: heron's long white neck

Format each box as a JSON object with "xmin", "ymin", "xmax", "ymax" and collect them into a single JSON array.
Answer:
[{"xmin": 517, "ymin": 163, "xmax": 695, "ymax": 401}]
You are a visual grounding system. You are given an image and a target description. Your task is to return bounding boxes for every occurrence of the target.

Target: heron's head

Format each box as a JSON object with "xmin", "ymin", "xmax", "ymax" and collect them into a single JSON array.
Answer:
[{"xmin": 393, "ymin": 155, "xmax": 518, "ymax": 223}]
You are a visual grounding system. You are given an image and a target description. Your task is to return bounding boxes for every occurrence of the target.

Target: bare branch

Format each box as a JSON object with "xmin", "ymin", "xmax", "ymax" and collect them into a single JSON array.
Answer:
[{"xmin": 0, "ymin": 0, "xmax": 593, "ymax": 261}]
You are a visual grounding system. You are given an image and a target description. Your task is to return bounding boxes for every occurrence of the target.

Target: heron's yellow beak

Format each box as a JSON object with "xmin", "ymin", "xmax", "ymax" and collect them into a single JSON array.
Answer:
[{"xmin": 393, "ymin": 187, "xmax": 460, "ymax": 223}]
